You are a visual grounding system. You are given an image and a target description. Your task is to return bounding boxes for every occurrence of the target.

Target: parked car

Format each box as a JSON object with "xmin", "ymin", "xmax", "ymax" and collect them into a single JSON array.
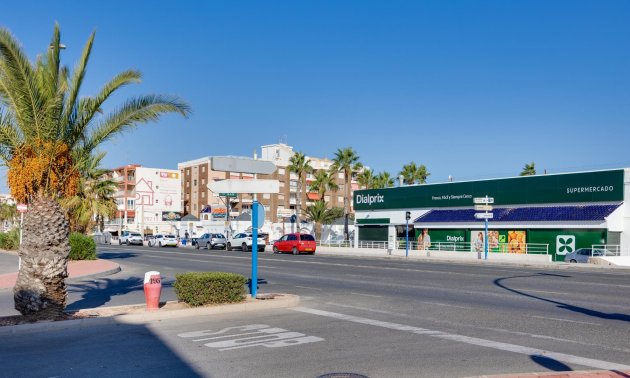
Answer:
[
  {"xmin": 196, "ymin": 233, "xmax": 227, "ymax": 250},
  {"xmin": 119, "ymin": 231, "xmax": 143, "ymax": 246},
  {"xmin": 564, "ymin": 248, "xmax": 614, "ymax": 263},
  {"xmin": 273, "ymin": 233, "xmax": 317, "ymax": 255},
  {"xmin": 149, "ymin": 234, "xmax": 179, "ymax": 247},
  {"xmin": 227, "ymin": 232, "xmax": 266, "ymax": 252}
]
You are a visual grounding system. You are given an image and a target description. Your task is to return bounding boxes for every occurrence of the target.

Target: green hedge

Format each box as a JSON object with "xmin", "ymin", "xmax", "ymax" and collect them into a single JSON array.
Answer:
[
  {"xmin": 174, "ymin": 272, "xmax": 247, "ymax": 307},
  {"xmin": 69, "ymin": 232, "xmax": 97, "ymax": 260},
  {"xmin": 0, "ymin": 229, "xmax": 19, "ymax": 250}
]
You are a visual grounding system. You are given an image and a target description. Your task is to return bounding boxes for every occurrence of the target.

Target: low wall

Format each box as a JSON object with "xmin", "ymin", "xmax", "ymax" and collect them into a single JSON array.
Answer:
[
  {"xmin": 590, "ymin": 256, "xmax": 630, "ymax": 267},
  {"xmin": 316, "ymin": 246, "xmax": 552, "ymax": 263}
]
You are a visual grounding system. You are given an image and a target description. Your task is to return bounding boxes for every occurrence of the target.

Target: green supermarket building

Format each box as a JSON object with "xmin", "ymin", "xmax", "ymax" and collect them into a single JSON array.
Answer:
[{"xmin": 353, "ymin": 168, "xmax": 629, "ymax": 261}]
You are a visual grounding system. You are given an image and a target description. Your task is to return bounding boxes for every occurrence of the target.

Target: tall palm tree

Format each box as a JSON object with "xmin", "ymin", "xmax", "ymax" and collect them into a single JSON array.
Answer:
[
  {"xmin": 0, "ymin": 25, "xmax": 190, "ymax": 318},
  {"xmin": 373, "ymin": 172, "xmax": 394, "ymax": 189},
  {"xmin": 356, "ymin": 168, "xmax": 375, "ymax": 189},
  {"xmin": 287, "ymin": 151, "xmax": 313, "ymax": 231},
  {"xmin": 62, "ymin": 153, "xmax": 117, "ymax": 234},
  {"xmin": 399, "ymin": 162, "xmax": 430, "ymax": 185},
  {"xmin": 302, "ymin": 201, "xmax": 344, "ymax": 240},
  {"xmin": 310, "ymin": 169, "xmax": 338, "ymax": 201},
  {"xmin": 520, "ymin": 162, "xmax": 536, "ymax": 176},
  {"xmin": 330, "ymin": 147, "xmax": 362, "ymax": 241}
]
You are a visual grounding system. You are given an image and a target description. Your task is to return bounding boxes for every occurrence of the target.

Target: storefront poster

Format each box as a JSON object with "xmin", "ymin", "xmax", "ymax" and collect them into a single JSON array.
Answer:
[{"xmin": 508, "ymin": 231, "xmax": 526, "ymax": 253}]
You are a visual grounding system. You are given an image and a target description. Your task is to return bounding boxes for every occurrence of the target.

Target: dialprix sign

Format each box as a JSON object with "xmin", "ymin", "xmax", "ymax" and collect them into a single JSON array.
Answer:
[{"xmin": 354, "ymin": 169, "xmax": 624, "ymax": 211}]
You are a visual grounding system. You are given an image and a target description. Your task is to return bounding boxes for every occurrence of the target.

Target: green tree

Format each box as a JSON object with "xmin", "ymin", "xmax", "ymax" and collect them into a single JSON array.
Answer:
[
  {"xmin": 62, "ymin": 153, "xmax": 117, "ymax": 234},
  {"xmin": 373, "ymin": 171, "xmax": 394, "ymax": 189},
  {"xmin": 287, "ymin": 151, "xmax": 313, "ymax": 230},
  {"xmin": 356, "ymin": 168, "xmax": 375, "ymax": 189},
  {"xmin": 302, "ymin": 200, "xmax": 344, "ymax": 240},
  {"xmin": 330, "ymin": 147, "xmax": 362, "ymax": 241},
  {"xmin": 520, "ymin": 162, "xmax": 536, "ymax": 176},
  {"xmin": 0, "ymin": 25, "xmax": 190, "ymax": 318},
  {"xmin": 310, "ymin": 169, "xmax": 338, "ymax": 201},
  {"xmin": 399, "ymin": 162, "xmax": 430, "ymax": 185},
  {"xmin": 0, "ymin": 203, "xmax": 17, "ymax": 228}
]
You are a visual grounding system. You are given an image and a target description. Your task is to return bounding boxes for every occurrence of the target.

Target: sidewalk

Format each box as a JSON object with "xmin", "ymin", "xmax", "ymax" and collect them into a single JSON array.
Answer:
[{"xmin": 0, "ymin": 258, "xmax": 121, "ymax": 290}]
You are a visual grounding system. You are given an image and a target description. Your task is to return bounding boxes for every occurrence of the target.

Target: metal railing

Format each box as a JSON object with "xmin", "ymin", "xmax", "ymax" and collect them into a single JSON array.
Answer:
[{"xmin": 591, "ymin": 245, "xmax": 627, "ymax": 256}]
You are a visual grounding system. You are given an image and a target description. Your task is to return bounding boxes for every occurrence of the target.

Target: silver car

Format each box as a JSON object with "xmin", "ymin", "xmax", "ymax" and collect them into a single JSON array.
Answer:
[
  {"xmin": 195, "ymin": 233, "xmax": 227, "ymax": 250},
  {"xmin": 564, "ymin": 248, "xmax": 614, "ymax": 263}
]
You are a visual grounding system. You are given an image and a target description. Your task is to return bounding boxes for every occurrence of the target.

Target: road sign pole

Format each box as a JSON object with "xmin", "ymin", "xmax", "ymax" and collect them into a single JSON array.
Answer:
[
  {"xmin": 19, "ymin": 211, "xmax": 23, "ymax": 269},
  {"xmin": 405, "ymin": 217, "xmax": 409, "ymax": 258},
  {"xmin": 251, "ymin": 199, "xmax": 258, "ymax": 298},
  {"xmin": 484, "ymin": 195, "xmax": 489, "ymax": 260}
]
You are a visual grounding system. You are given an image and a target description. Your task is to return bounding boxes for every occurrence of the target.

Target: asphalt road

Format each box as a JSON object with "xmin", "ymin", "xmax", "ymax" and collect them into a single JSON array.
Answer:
[{"xmin": 0, "ymin": 244, "xmax": 629, "ymax": 377}]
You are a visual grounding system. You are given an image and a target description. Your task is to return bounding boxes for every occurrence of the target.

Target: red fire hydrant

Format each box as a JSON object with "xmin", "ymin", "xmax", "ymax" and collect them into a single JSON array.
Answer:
[{"xmin": 143, "ymin": 271, "xmax": 162, "ymax": 311}]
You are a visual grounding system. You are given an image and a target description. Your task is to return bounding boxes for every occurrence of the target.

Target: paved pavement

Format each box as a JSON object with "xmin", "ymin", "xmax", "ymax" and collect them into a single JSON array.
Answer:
[{"xmin": 0, "ymin": 245, "xmax": 628, "ymax": 377}]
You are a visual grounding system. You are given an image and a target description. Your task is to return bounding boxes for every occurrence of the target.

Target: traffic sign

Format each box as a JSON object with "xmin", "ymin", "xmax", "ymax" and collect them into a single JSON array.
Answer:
[
  {"xmin": 255, "ymin": 202, "xmax": 265, "ymax": 226},
  {"xmin": 473, "ymin": 197, "xmax": 494, "ymax": 204},
  {"xmin": 474, "ymin": 212, "xmax": 494, "ymax": 219},
  {"xmin": 17, "ymin": 204, "xmax": 27, "ymax": 213},
  {"xmin": 211, "ymin": 156, "xmax": 276, "ymax": 175},
  {"xmin": 219, "ymin": 192, "xmax": 237, "ymax": 198},
  {"xmin": 208, "ymin": 179, "xmax": 280, "ymax": 194},
  {"xmin": 474, "ymin": 205, "xmax": 493, "ymax": 211}
]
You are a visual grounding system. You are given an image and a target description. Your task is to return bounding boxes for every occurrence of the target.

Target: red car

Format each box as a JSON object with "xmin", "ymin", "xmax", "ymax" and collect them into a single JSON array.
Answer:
[{"xmin": 273, "ymin": 233, "xmax": 317, "ymax": 255}]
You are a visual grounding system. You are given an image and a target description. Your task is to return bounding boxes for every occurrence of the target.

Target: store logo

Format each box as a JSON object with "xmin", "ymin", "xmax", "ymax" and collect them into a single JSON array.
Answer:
[
  {"xmin": 556, "ymin": 235, "xmax": 575, "ymax": 255},
  {"xmin": 356, "ymin": 193, "xmax": 385, "ymax": 206}
]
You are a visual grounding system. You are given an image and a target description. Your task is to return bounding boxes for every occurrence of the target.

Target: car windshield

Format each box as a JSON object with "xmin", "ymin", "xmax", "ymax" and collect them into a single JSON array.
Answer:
[
  {"xmin": 301, "ymin": 234, "xmax": 315, "ymax": 241},
  {"xmin": 166, "ymin": 235, "xmax": 176, "ymax": 238},
  {"xmin": 213, "ymin": 234, "xmax": 225, "ymax": 238},
  {"xmin": 131, "ymin": 233, "xmax": 141, "ymax": 237}
]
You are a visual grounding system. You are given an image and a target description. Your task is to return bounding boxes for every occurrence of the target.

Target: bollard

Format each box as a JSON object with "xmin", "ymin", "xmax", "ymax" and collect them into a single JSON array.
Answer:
[{"xmin": 143, "ymin": 271, "xmax": 162, "ymax": 311}]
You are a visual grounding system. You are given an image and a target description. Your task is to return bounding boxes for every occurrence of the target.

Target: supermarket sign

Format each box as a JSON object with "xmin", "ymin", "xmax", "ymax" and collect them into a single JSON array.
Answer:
[{"xmin": 354, "ymin": 169, "xmax": 624, "ymax": 210}]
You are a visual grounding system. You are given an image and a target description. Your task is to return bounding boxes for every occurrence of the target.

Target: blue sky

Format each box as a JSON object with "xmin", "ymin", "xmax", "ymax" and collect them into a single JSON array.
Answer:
[{"xmin": 2, "ymin": 1, "xmax": 629, "ymax": 189}]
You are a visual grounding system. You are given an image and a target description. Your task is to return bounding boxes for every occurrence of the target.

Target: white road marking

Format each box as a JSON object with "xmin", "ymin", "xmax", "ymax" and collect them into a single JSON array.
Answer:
[
  {"xmin": 530, "ymin": 315, "xmax": 600, "ymax": 326},
  {"xmin": 418, "ymin": 301, "xmax": 470, "ymax": 309},
  {"xmin": 295, "ymin": 285, "xmax": 323, "ymax": 291},
  {"xmin": 292, "ymin": 307, "xmax": 630, "ymax": 371},
  {"xmin": 350, "ymin": 292, "xmax": 383, "ymax": 298},
  {"xmin": 326, "ymin": 302, "xmax": 396, "ymax": 315}
]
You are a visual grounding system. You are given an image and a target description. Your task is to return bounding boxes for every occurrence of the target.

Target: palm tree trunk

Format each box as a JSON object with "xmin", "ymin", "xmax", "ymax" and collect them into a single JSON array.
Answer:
[
  {"xmin": 295, "ymin": 179, "xmax": 301, "ymax": 232},
  {"xmin": 316, "ymin": 222, "xmax": 322, "ymax": 241},
  {"xmin": 344, "ymin": 170, "xmax": 350, "ymax": 241},
  {"xmin": 13, "ymin": 196, "xmax": 70, "ymax": 319}
]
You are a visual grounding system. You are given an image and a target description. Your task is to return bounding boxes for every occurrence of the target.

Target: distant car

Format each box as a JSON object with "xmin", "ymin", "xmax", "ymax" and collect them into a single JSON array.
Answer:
[
  {"xmin": 227, "ymin": 232, "xmax": 266, "ymax": 252},
  {"xmin": 273, "ymin": 233, "xmax": 316, "ymax": 255},
  {"xmin": 564, "ymin": 248, "xmax": 614, "ymax": 263},
  {"xmin": 119, "ymin": 231, "xmax": 143, "ymax": 246},
  {"xmin": 196, "ymin": 233, "xmax": 227, "ymax": 250},
  {"xmin": 150, "ymin": 234, "xmax": 178, "ymax": 247}
]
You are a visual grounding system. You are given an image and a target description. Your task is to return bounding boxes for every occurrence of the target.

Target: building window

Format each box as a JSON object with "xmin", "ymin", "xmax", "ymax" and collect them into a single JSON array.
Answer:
[
  {"xmin": 186, "ymin": 181, "xmax": 190, "ymax": 188},
  {"xmin": 324, "ymin": 196, "xmax": 330, "ymax": 202},
  {"xmin": 202, "ymin": 166, "xmax": 206, "ymax": 172},
  {"xmin": 279, "ymin": 168, "xmax": 285, "ymax": 175},
  {"xmin": 202, "ymin": 192, "xmax": 205, "ymax": 198},
  {"xmin": 338, "ymin": 196, "xmax": 344, "ymax": 203},
  {"xmin": 338, "ymin": 173, "xmax": 344, "ymax": 179},
  {"xmin": 193, "ymin": 179, "xmax": 197, "ymax": 186}
]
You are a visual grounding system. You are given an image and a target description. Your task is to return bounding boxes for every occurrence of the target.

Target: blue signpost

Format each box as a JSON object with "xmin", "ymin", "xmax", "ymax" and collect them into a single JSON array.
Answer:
[
  {"xmin": 251, "ymin": 200, "xmax": 259, "ymax": 298},
  {"xmin": 474, "ymin": 195, "xmax": 494, "ymax": 261}
]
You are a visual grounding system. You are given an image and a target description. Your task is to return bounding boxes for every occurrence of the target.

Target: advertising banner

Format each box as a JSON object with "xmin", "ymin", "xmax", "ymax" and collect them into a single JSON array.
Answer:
[{"xmin": 162, "ymin": 211, "xmax": 182, "ymax": 221}]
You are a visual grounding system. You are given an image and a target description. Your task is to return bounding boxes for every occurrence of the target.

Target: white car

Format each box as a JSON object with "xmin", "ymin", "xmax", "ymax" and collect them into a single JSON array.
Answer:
[
  {"xmin": 149, "ymin": 234, "xmax": 179, "ymax": 247},
  {"xmin": 119, "ymin": 231, "xmax": 143, "ymax": 246},
  {"xmin": 227, "ymin": 232, "xmax": 266, "ymax": 252}
]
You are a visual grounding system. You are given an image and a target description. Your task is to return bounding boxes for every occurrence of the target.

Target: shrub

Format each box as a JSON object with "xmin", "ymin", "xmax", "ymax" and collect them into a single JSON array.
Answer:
[
  {"xmin": 174, "ymin": 272, "xmax": 247, "ymax": 307},
  {"xmin": 0, "ymin": 229, "xmax": 20, "ymax": 250},
  {"xmin": 69, "ymin": 232, "xmax": 97, "ymax": 260}
]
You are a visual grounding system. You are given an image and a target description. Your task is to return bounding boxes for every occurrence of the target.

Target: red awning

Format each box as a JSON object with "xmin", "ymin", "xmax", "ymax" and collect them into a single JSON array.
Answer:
[{"xmin": 307, "ymin": 193, "xmax": 321, "ymax": 200}]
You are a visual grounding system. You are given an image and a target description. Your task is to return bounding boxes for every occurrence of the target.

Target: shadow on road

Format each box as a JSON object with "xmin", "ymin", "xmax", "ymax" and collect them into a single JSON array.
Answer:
[
  {"xmin": 97, "ymin": 251, "xmax": 140, "ymax": 260},
  {"xmin": 494, "ymin": 273, "xmax": 630, "ymax": 322},
  {"xmin": 530, "ymin": 355, "xmax": 572, "ymax": 372},
  {"xmin": 66, "ymin": 277, "xmax": 174, "ymax": 311}
]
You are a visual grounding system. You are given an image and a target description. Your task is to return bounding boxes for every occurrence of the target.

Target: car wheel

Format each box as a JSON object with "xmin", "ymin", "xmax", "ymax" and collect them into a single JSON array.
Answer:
[
  {"xmin": 118, "ymin": 239, "xmax": 121, "ymax": 245},
  {"xmin": 273, "ymin": 246, "xmax": 279, "ymax": 254},
  {"xmin": 227, "ymin": 243, "xmax": 232, "ymax": 251},
  {"xmin": 570, "ymin": 259, "xmax": 577, "ymax": 263},
  {"xmin": 292, "ymin": 247, "xmax": 298, "ymax": 255},
  {"xmin": 207, "ymin": 242, "xmax": 212, "ymax": 250},
  {"xmin": 242, "ymin": 243, "xmax": 249, "ymax": 252}
]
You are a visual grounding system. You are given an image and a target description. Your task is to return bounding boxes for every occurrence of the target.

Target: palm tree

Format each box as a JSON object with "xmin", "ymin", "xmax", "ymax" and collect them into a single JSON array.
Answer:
[
  {"xmin": 62, "ymin": 153, "xmax": 117, "ymax": 234},
  {"xmin": 330, "ymin": 147, "xmax": 362, "ymax": 241},
  {"xmin": 287, "ymin": 152, "xmax": 313, "ymax": 231},
  {"xmin": 373, "ymin": 172, "xmax": 394, "ymax": 189},
  {"xmin": 520, "ymin": 162, "xmax": 536, "ymax": 176},
  {"xmin": 0, "ymin": 25, "xmax": 190, "ymax": 318},
  {"xmin": 356, "ymin": 168, "xmax": 375, "ymax": 189},
  {"xmin": 0, "ymin": 203, "xmax": 17, "ymax": 229},
  {"xmin": 310, "ymin": 169, "xmax": 338, "ymax": 201},
  {"xmin": 302, "ymin": 200, "xmax": 344, "ymax": 240},
  {"xmin": 399, "ymin": 162, "xmax": 430, "ymax": 185}
]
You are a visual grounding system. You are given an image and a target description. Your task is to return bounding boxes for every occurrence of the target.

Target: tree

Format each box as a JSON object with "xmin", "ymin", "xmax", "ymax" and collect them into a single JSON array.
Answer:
[
  {"xmin": 302, "ymin": 200, "xmax": 344, "ymax": 240},
  {"xmin": 520, "ymin": 162, "xmax": 536, "ymax": 176},
  {"xmin": 356, "ymin": 168, "xmax": 375, "ymax": 189},
  {"xmin": 0, "ymin": 203, "xmax": 17, "ymax": 229},
  {"xmin": 330, "ymin": 147, "xmax": 362, "ymax": 241},
  {"xmin": 287, "ymin": 151, "xmax": 313, "ymax": 231},
  {"xmin": 399, "ymin": 162, "xmax": 430, "ymax": 185},
  {"xmin": 0, "ymin": 25, "xmax": 190, "ymax": 318},
  {"xmin": 373, "ymin": 172, "xmax": 394, "ymax": 189},
  {"xmin": 62, "ymin": 153, "xmax": 117, "ymax": 234},
  {"xmin": 310, "ymin": 169, "xmax": 338, "ymax": 201}
]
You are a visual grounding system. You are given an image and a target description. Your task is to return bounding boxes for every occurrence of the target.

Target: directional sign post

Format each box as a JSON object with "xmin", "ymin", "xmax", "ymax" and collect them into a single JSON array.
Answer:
[
  {"xmin": 473, "ymin": 196, "xmax": 494, "ymax": 260},
  {"xmin": 208, "ymin": 156, "xmax": 279, "ymax": 298}
]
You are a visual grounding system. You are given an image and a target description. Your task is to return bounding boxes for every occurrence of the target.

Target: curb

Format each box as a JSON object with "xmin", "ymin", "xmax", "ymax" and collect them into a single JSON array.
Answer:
[
  {"xmin": 0, "ymin": 294, "xmax": 300, "ymax": 335},
  {"xmin": 465, "ymin": 369, "xmax": 630, "ymax": 377},
  {"xmin": 66, "ymin": 264, "xmax": 122, "ymax": 282}
]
